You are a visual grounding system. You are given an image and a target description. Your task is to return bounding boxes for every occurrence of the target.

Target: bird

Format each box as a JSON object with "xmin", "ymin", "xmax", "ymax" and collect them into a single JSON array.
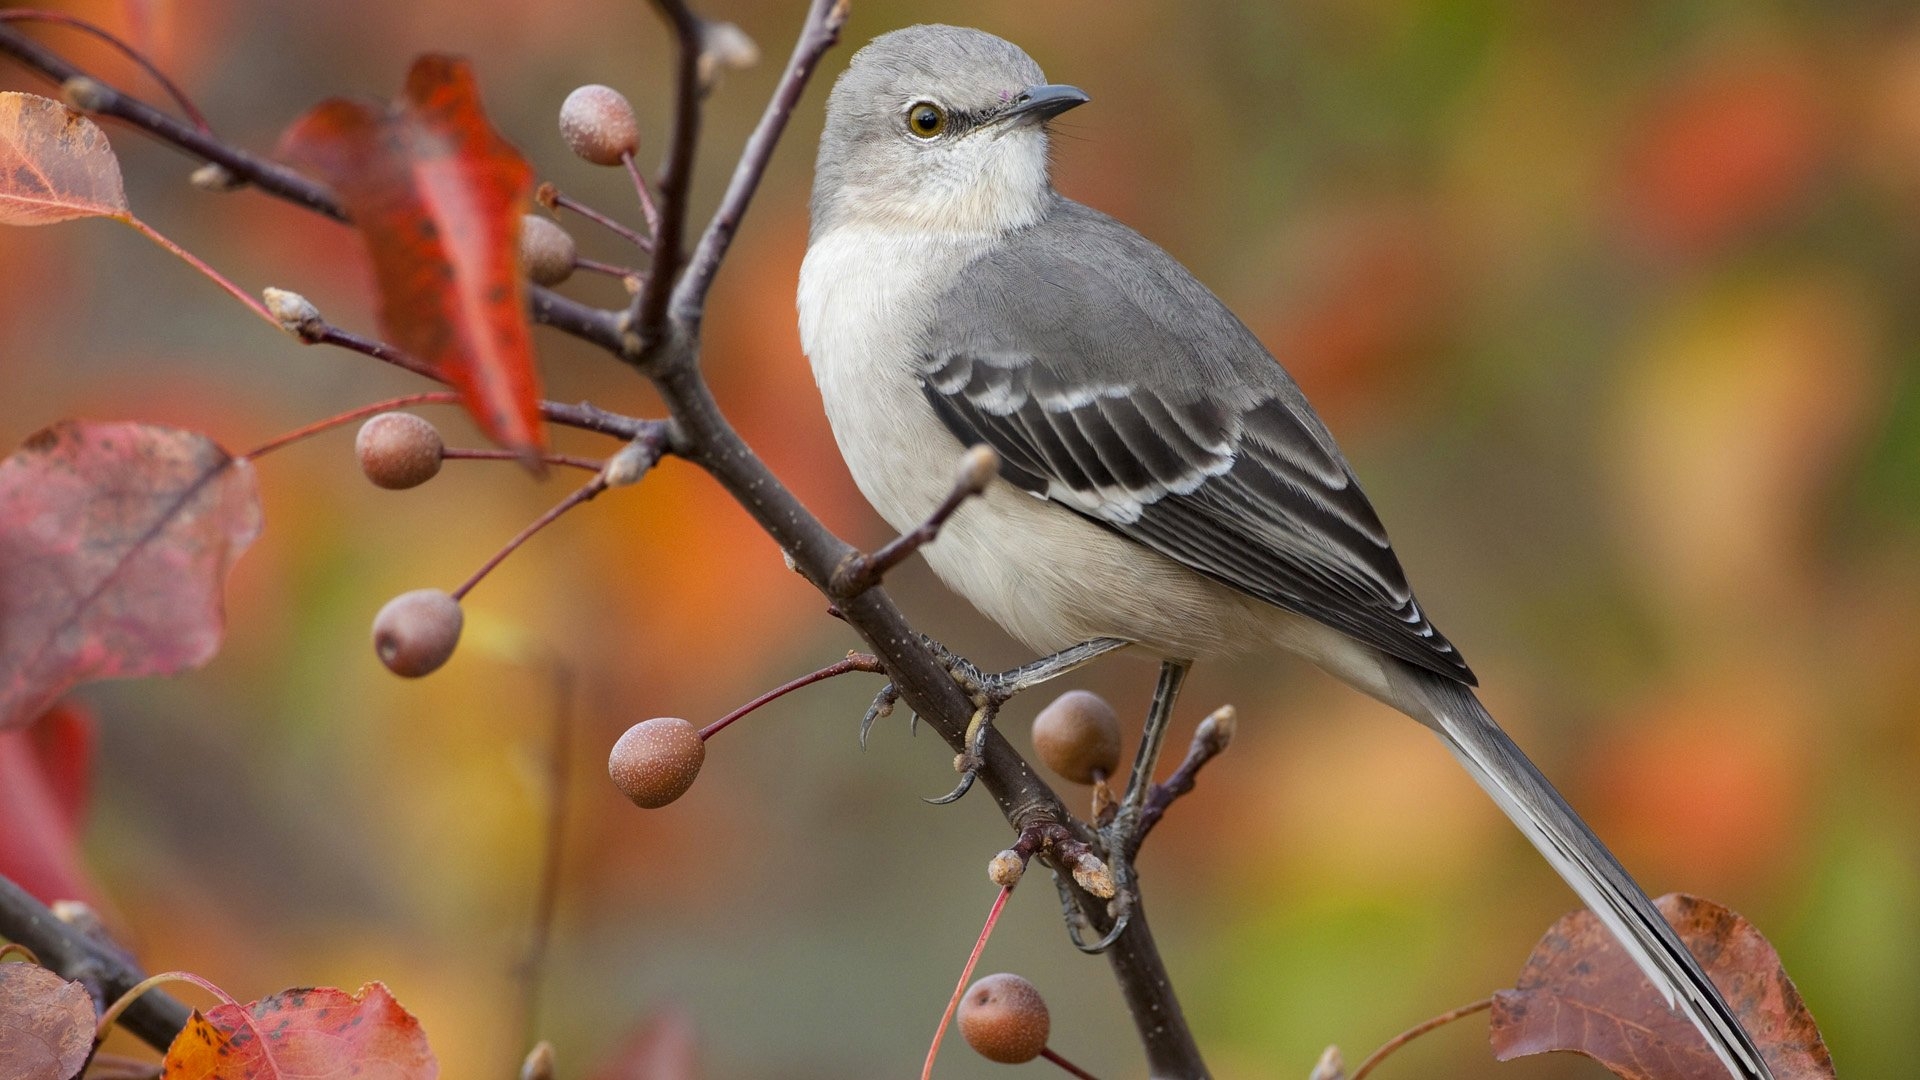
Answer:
[{"xmin": 796, "ymin": 23, "xmax": 1772, "ymax": 1080}]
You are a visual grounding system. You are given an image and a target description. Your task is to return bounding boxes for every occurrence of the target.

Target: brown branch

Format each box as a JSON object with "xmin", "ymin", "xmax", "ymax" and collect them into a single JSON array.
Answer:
[
  {"xmin": 1127, "ymin": 705, "xmax": 1236, "ymax": 855},
  {"xmin": 829, "ymin": 445, "xmax": 995, "ymax": 598},
  {"xmin": 669, "ymin": 0, "xmax": 849, "ymax": 327},
  {"xmin": 0, "ymin": 875, "xmax": 190, "ymax": 1052},
  {"xmin": 627, "ymin": 0, "xmax": 706, "ymax": 352}
]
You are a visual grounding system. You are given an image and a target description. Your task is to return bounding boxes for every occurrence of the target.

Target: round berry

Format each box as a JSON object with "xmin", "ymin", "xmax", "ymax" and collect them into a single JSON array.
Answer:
[
  {"xmin": 609, "ymin": 717, "xmax": 705, "ymax": 808},
  {"xmin": 520, "ymin": 214, "xmax": 577, "ymax": 286},
  {"xmin": 355, "ymin": 412, "xmax": 443, "ymax": 490},
  {"xmin": 372, "ymin": 589, "xmax": 463, "ymax": 677},
  {"xmin": 958, "ymin": 973, "xmax": 1050, "ymax": 1064},
  {"xmin": 1031, "ymin": 690, "xmax": 1121, "ymax": 784},
  {"xmin": 559, "ymin": 84, "xmax": 639, "ymax": 166}
]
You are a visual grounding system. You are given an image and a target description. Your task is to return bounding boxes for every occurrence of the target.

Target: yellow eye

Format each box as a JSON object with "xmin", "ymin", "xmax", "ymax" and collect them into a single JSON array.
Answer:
[{"xmin": 907, "ymin": 101, "xmax": 948, "ymax": 138}]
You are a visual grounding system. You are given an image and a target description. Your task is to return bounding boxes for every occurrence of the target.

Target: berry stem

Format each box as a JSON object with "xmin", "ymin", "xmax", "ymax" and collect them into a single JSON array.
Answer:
[
  {"xmin": 123, "ymin": 214, "xmax": 277, "ymax": 329},
  {"xmin": 442, "ymin": 447, "xmax": 605, "ymax": 472},
  {"xmin": 1348, "ymin": 997, "xmax": 1493, "ymax": 1080},
  {"xmin": 0, "ymin": 9, "xmax": 213, "ymax": 131},
  {"xmin": 452, "ymin": 474, "xmax": 610, "ymax": 602},
  {"xmin": 574, "ymin": 255, "xmax": 641, "ymax": 280},
  {"xmin": 243, "ymin": 392, "xmax": 462, "ymax": 460},
  {"xmin": 1040, "ymin": 1048, "xmax": 1102, "ymax": 1080},
  {"xmin": 549, "ymin": 187, "xmax": 652, "ymax": 250},
  {"xmin": 921, "ymin": 885, "xmax": 1014, "ymax": 1080},
  {"xmin": 0, "ymin": 942, "xmax": 39, "ymax": 964},
  {"xmin": 623, "ymin": 151, "xmax": 663, "ymax": 238},
  {"xmin": 698, "ymin": 653, "xmax": 885, "ymax": 740},
  {"xmin": 96, "ymin": 970, "xmax": 241, "ymax": 1042}
]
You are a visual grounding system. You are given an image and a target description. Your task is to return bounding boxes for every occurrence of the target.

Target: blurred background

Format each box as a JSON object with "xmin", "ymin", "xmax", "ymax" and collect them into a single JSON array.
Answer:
[{"xmin": 3, "ymin": 0, "xmax": 1917, "ymax": 1075}]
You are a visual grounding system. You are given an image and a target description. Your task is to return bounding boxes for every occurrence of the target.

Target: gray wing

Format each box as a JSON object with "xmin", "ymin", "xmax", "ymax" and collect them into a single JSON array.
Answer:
[{"xmin": 918, "ymin": 198, "xmax": 1475, "ymax": 684}]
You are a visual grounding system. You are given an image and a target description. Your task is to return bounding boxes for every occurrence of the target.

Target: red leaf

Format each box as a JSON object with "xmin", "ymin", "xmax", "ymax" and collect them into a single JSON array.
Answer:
[
  {"xmin": 0, "ymin": 703, "xmax": 102, "ymax": 905},
  {"xmin": 1490, "ymin": 893, "xmax": 1834, "ymax": 1080},
  {"xmin": 160, "ymin": 982, "xmax": 436, "ymax": 1079},
  {"xmin": 0, "ymin": 92, "xmax": 129, "ymax": 225},
  {"xmin": 0, "ymin": 963, "xmax": 94, "ymax": 1080},
  {"xmin": 0, "ymin": 421, "xmax": 262, "ymax": 731},
  {"xmin": 278, "ymin": 56, "xmax": 544, "ymax": 456}
]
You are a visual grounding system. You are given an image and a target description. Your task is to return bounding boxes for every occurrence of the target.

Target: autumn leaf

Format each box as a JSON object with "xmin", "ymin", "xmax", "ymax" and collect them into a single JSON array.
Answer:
[
  {"xmin": 278, "ymin": 56, "xmax": 545, "ymax": 456},
  {"xmin": 0, "ymin": 702, "xmax": 103, "ymax": 905},
  {"xmin": 0, "ymin": 963, "xmax": 94, "ymax": 1080},
  {"xmin": 0, "ymin": 421, "xmax": 262, "ymax": 732},
  {"xmin": 0, "ymin": 91, "xmax": 129, "ymax": 225},
  {"xmin": 161, "ymin": 983, "xmax": 436, "ymax": 1080},
  {"xmin": 1490, "ymin": 893, "xmax": 1834, "ymax": 1080}
]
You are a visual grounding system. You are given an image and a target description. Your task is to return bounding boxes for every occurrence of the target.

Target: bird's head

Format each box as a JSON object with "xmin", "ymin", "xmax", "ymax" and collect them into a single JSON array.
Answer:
[{"xmin": 811, "ymin": 25, "xmax": 1088, "ymax": 237}]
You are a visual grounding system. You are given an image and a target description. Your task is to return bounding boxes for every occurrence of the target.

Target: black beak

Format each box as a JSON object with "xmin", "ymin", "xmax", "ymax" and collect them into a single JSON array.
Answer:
[{"xmin": 998, "ymin": 83, "xmax": 1090, "ymax": 125}]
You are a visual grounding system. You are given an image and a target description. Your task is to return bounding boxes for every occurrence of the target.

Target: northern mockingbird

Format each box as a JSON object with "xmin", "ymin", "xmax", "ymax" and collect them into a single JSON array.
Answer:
[{"xmin": 798, "ymin": 24, "xmax": 1771, "ymax": 1080}]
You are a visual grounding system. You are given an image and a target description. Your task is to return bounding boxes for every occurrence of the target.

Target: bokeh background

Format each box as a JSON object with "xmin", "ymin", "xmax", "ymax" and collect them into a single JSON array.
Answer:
[{"xmin": 4, "ymin": 0, "xmax": 1918, "ymax": 1075}]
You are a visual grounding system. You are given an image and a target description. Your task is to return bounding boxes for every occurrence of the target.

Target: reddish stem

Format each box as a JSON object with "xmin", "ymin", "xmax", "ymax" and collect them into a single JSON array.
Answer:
[
  {"xmin": 698, "ymin": 653, "xmax": 885, "ymax": 740},
  {"xmin": 623, "ymin": 151, "xmax": 662, "ymax": 238},
  {"xmin": 0, "ymin": 9, "xmax": 212, "ymax": 130},
  {"xmin": 552, "ymin": 190, "xmax": 652, "ymax": 250},
  {"xmin": 1040, "ymin": 1047, "xmax": 1102, "ymax": 1080},
  {"xmin": 922, "ymin": 886, "xmax": 1014, "ymax": 1080},
  {"xmin": 124, "ymin": 215, "xmax": 276, "ymax": 328},
  {"xmin": 1348, "ymin": 997, "xmax": 1493, "ymax": 1080},
  {"xmin": 242, "ymin": 392, "xmax": 461, "ymax": 460},
  {"xmin": 442, "ymin": 448, "xmax": 605, "ymax": 472},
  {"xmin": 574, "ymin": 256, "xmax": 640, "ymax": 280},
  {"xmin": 452, "ymin": 476, "xmax": 609, "ymax": 601}
]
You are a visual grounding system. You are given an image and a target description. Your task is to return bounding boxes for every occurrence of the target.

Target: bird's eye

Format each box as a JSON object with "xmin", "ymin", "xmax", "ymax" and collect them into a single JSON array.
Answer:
[{"xmin": 907, "ymin": 101, "xmax": 948, "ymax": 138}]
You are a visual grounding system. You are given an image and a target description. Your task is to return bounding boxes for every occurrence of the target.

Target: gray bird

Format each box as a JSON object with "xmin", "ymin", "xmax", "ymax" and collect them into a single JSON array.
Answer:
[{"xmin": 799, "ymin": 24, "xmax": 1771, "ymax": 1080}]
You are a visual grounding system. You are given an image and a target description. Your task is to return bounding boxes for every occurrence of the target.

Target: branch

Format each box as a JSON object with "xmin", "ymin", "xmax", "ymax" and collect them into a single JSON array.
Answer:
[
  {"xmin": 669, "ymin": 0, "xmax": 849, "ymax": 326},
  {"xmin": 829, "ymin": 445, "xmax": 995, "ymax": 598},
  {"xmin": 0, "ymin": 876, "xmax": 189, "ymax": 1053},
  {"xmin": 0, "ymin": 23, "xmax": 624, "ymax": 354},
  {"xmin": 627, "ymin": 0, "xmax": 706, "ymax": 351},
  {"xmin": 1126, "ymin": 705, "xmax": 1237, "ymax": 855}
]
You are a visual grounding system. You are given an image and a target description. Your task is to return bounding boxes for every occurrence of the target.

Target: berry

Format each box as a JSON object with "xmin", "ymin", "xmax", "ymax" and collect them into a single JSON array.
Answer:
[
  {"xmin": 355, "ymin": 412, "xmax": 443, "ymax": 490},
  {"xmin": 609, "ymin": 717, "xmax": 705, "ymax": 808},
  {"xmin": 1031, "ymin": 690, "xmax": 1121, "ymax": 784},
  {"xmin": 372, "ymin": 589, "xmax": 462, "ymax": 677},
  {"xmin": 559, "ymin": 85, "xmax": 639, "ymax": 166},
  {"xmin": 520, "ymin": 214, "xmax": 577, "ymax": 286},
  {"xmin": 958, "ymin": 973, "xmax": 1050, "ymax": 1064}
]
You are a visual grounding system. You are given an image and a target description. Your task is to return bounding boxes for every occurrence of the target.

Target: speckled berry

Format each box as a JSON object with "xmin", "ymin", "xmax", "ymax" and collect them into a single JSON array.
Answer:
[
  {"xmin": 958, "ymin": 973, "xmax": 1050, "ymax": 1064},
  {"xmin": 372, "ymin": 589, "xmax": 462, "ymax": 677},
  {"xmin": 355, "ymin": 412, "xmax": 443, "ymax": 490},
  {"xmin": 1031, "ymin": 690, "xmax": 1121, "ymax": 784},
  {"xmin": 609, "ymin": 717, "xmax": 706, "ymax": 808},
  {"xmin": 520, "ymin": 214, "xmax": 577, "ymax": 286},
  {"xmin": 559, "ymin": 84, "xmax": 639, "ymax": 166}
]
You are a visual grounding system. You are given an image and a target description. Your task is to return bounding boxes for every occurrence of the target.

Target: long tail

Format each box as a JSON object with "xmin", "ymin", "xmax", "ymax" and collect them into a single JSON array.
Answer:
[{"xmin": 1387, "ymin": 662, "xmax": 1774, "ymax": 1080}]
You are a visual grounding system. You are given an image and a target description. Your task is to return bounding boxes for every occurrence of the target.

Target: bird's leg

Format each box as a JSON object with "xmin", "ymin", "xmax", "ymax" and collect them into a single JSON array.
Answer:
[{"xmin": 870, "ymin": 636, "xmax": 1131, "ymax": 804}]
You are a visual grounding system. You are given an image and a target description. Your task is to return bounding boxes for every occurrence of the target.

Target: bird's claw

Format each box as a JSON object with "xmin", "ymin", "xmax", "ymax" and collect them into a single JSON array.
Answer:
[
  {"xmin": 923, "ymin": 754, "xmax": 980, "ymax": 804},
  {"xmin": 858, "ymin": 683, "xmax": 899, "ymax": 750}
]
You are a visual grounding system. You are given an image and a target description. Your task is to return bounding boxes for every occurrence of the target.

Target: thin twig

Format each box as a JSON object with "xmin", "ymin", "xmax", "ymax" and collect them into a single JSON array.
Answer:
[
  {"xmin": 670, "ymin": 0, "xmax": 849, "ymax": 326},
  {"xmin": 698, "ymin": 652, "xmax": 885, "ymax": 739},
  {"xmin": 1128, "ymin": 705, "xmax": 1236, "ymax": 852},
  {"xmin": 122, "ymin": 215, "xmax": 278, "ymax": 328},
  {"xmin": 546, "ymin": 187, "xmax": 653, "ymax": 250},
  {"xmin": 830, "ymin": 445, "xmax": 995, "ymax": 598},
  {"xmin": 452, "ymin": 474, "xmax": 613, "ymax": 601},
  {"xmin": 628, "ymin": 0, "xmax": 706, "ymax": 351},
  {"xmin": 574, "ymin": 256, "xmax": 641, "ymax": 279},
  {"xmin": 1348, "ymin": 998, "xmax": 1494, "ymax": 1080},
  {"xmin": 1040, "ymin": 1048, "xmax": 1102, "ymax": 1080},
  {"xmin": 922, "ymin": 886, "xmax": 1013, "ymax": 1080},
  {"xmin": 623, "ymin": 152, "xmax": 663, "ymax": 238},
  {"xmin": 0, "ymin": 9, "xmax": 211, "ymax": 130},
  {"xmin": 443, "ymin": 448, "xmax": 606, "ymax": 472}
]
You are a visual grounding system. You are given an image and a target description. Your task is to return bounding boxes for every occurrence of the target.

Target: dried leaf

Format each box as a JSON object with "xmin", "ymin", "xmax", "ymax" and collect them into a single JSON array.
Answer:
[
  {"xmin": 160, "ymin": 983, "xmax": 436, "ymax": 1079},
  {"xmin": 0, "ymin": 963, "xmax": 94, "ymax": 1080},
  {"xmin": 0, "ymin": 421, "xmax": 262, "ymax": 732},
  {"xmin": 0, "ymin": 92, "xmax": 129, "ymax": 225},
  {"xmin": 278, "ymin": 56, "xmax": 544, "ymax": 456},
  {"xmin": 0, "ymin": 703, "xmax": 102, "ymax": 905},
  {"xmin": 1490, "ymin": 893, "xmax": 1834, "ymax": 1080}
]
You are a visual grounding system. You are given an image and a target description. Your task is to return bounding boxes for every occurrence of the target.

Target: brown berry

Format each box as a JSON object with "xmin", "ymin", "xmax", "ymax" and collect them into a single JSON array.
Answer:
[
  {"xmin": 957, "ymin": 973, "xmax": 1050, "ymax": 1064},
  {"xmin": 1031, "ymin": 690, "xmax": 1121, "ymax": 784},
  {"xmin": 520, "ymin": 214, "xmax": 577, "ymax": 286},
  {"xmin": 372, "ymin": 589, "xmax": 463, "ymax": 677},
  {"xmin": 559, "ymin": 84, "xmax": 639, "ymax": 166},
  {"xmin": 609, "ymin": 717, "xmax": 705, "ymax": 808},
  {"xmin": 356, "ymin": 412, "xmax": 443, "ymax": 490}
]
